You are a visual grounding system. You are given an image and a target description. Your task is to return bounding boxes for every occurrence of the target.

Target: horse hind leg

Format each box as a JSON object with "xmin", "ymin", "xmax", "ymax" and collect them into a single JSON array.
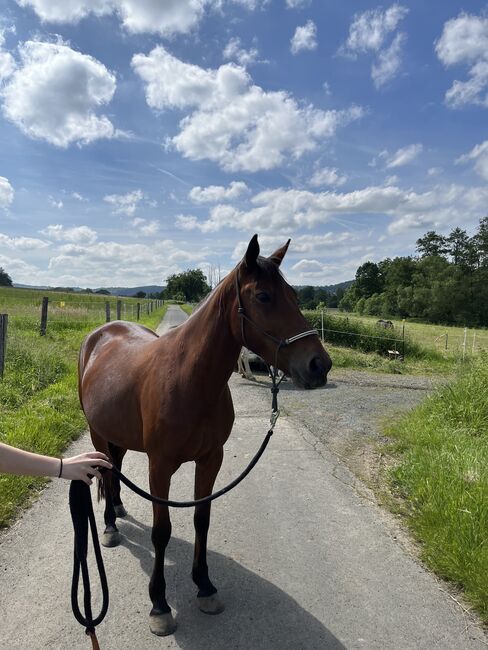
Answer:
[
  {"xmin": 108, "ymin": 442, "xmax": 128, "ymax": 518},
  {"xmin": 90, "ymin": 429, "xmax": 121, "ymax": 548},
  {"xmin": 192, "ymin": 447, "xmax": 225, "ymax": 615}
]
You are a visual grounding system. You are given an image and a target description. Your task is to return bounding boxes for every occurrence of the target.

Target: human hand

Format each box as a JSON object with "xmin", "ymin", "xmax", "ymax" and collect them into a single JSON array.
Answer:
[{"xmin": 60, "ymin": 451, "xmax": 112, "ymax": 485}]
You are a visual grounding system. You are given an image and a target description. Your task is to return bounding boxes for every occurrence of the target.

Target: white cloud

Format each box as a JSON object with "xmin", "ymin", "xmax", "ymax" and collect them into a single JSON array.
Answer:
[
  {"xmin": 104, "ymin": 189, "xmax": 143, "ymax": 216},
  {"xmin": 72, "ymin": 192, "xmax": 88, "ymax": 201},
  {"xmin": 0, "ymin": 233, "xmax": 50, "ymax": 250},
  {"xmin": 384, "ymin": 143, "xmax": 422, "ymax": 168},
  {"xmin": 45, "ymin": 238, "xmax": 210, "ymax": 286},
  {"xmin": 49, "ymin": 197, "xmax": 63, "ymax": 209},
  {"xmin": 132, "ymin": 46, "xmax": 363, "ymax": 172},
  {"xmin": 178, "ymin": 182, "xmax": 488, "ymax": 237},
  {"xmin": 41, "ymin": 224, "xmax": 98, "ymax": 244},
  {"xmin": 189, "ymin": 181, "xmax": 249, "ymax": 203},
  {"xmin": 291, "ymin": 259, "xmax": 323, "ymax": 273},
  {"xmin": 16, "ymin": 0, "xmax": 211, "ymax": 37},
  {"xmin": 457, "ymin": 140, "xmax": 488, "ymax": 181},
  {"xmin": 436, "ymin": 13, "xmax": 488, "ymax": 109},
  {"xmin": 427, "ymin": 167, "xmax": 442, "ymax": 176},
  {"xmin": 0, "ymin": 176, "xmax": 14, "ymax": 208},
  {"xmin": 310, "ymin": 167, "xmax": 347, "ymax": 188},
  {"xmin": 1, "ymin": 40, "xmax": 117, "ymax": 147},
  {"xmin": 372, "ymin": 32, "xmax": 406, "ymax": 88},
  {"xmin": 0, "ymin": 25, "xmax": 16, "ymax": 82},
  {"xmin": 223, "ymin": 37, "xmax": 261, "ymax": 66},
  {"xmin": 290, "ymin": 20, "xmax": 317, "ymax": 55},
  {"xmin": 286, "ymin": 0, "xmax": 310, "ymax": 8},
  {"xmin": 341, "ymin": 4, "xmax": 408, "ymax": 55},
  {"xmin": 131, "ymin": 217, "xmax": 160, "ymax": 235},
  {"xmin": 340, "ymin": 4, "xmax": 408, "ymax": 88}
]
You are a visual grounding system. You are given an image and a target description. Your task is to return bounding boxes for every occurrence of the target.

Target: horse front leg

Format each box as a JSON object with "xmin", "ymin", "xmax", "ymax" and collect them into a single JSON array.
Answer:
[
  {"xmin": 192, "ymin": 446, "xmax": 224, "ymax": 614},
  {"xmin": 148, "ymin": 457, "xmax": 179, "ymax": 637}
]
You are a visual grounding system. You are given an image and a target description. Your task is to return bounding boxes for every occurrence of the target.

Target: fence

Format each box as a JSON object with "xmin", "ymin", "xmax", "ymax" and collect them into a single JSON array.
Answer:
[
  {"xmin": 0, "ymin": 293, "xmax": 165, "ymax": 379},
  {"xmin": 306, "ymin": 309, "xmax": 488, "ymax": 360}
]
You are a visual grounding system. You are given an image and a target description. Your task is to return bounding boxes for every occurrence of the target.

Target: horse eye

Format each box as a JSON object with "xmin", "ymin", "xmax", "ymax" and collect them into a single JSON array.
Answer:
[{"xmin": 256, "ymin": 291, "xmax": 271, "ymax": 304}]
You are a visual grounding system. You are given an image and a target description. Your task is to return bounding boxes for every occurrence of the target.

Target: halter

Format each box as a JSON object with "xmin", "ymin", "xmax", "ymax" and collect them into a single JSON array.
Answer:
[{"xmin": 234, "ymin": 268, "xmax": 318, "ymax": 424}]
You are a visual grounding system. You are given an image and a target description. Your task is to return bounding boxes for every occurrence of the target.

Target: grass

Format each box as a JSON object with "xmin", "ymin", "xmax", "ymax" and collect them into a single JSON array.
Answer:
[
  {"xmin": 0, "ymin": 289, "xmax": 168, "ymax": 527},
  {"xmin": 326, "ymin": 308, "xmax": 488, "ymax": 358},
  {"xmin": 383, "ymin": 355, "xmax": 488, "ymax": 622}
]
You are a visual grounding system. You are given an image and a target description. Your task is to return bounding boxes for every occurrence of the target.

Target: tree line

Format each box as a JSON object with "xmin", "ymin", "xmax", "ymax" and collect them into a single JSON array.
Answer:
[{"xmin": 339, "ymin": 218, "xmax": 488, "ymax": 327}]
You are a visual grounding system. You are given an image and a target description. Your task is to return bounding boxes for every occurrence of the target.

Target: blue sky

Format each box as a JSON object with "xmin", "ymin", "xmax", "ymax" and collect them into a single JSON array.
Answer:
[{"xmin": 0, "ymin": 0, "xmax": 487, "ymax": 288}]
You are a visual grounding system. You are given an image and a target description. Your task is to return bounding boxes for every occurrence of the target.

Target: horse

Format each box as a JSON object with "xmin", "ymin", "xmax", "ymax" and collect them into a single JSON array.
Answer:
[{"xmin": 78, "ymin": 234, "xmax": 332, "ymax": 636}]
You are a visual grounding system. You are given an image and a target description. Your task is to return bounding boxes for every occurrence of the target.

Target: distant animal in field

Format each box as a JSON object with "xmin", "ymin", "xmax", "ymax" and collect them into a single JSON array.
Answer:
[{"xmin": 376, "ymin": 319, "xmax": 394, "ymax": 329}]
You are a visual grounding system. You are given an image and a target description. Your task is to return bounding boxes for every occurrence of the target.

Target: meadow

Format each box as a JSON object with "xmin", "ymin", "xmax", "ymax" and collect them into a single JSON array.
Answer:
[
  {"xmin": 326, "ymin": 308, "xmax": 488, "ymax": 358},
  {"xmin": 0, "ymin": 286, "xmax": 167, "ymax": 526}
]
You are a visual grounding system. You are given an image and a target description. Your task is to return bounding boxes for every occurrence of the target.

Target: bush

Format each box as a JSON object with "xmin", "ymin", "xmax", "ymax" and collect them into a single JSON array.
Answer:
[{"xmin": 302, "ymin": 310, "xmax": 432, "ymax": 358}]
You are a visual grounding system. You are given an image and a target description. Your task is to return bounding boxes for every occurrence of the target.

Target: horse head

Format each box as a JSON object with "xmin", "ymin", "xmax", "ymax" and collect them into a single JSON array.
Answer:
[{"xmin": 233, "ymin": 234, "xmax": 332, "ymax": 389}]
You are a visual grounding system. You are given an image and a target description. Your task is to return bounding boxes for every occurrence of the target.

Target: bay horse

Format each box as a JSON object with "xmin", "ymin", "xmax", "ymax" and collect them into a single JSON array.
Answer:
[{"xmin": 78, "ymin": 235, "xmax": 332, "ymax": 636}]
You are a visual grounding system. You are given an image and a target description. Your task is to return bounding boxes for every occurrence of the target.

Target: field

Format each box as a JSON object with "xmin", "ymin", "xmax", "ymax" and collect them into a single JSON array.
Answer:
[
  {"xmin": 0, "ymin": 286, "xmax": 167, "ymax": 527},
  {"xmin": 326, "ymin": 308, "xmax": 488, "ymax": 358}
]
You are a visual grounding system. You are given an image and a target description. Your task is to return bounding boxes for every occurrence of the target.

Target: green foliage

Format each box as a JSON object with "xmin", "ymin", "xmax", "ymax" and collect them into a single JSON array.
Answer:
[
  {"xmin": 385, "ymin": 356, "xmax": 488, "ymax": 621},
  {"xmin": 341, "ymin": 218, "xmax": 488, "ymax": 327},
  {"xmin": 0, "ymin": 267, "xmax": 13, "ymax": 287},
  {"xmin": 302, "ymin": 310, "xmax": 432, "ymax": 358},
  {"xmin": 165, "ymin": 268, "xmax": 210, "ymax": 302}
]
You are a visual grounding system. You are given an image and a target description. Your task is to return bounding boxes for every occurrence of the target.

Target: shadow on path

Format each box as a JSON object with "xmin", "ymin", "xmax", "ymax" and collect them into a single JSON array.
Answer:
[{"xmin": 116, "ymin": 514, "xmax": 345, "ymax": 650}]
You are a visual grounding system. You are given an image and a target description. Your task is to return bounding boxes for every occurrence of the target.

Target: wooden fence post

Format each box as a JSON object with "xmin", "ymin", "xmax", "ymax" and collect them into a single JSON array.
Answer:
[
  {"xmin": 116, "ymin": 300, "xmax": 121, "ymax": 320},
  {"xmin": 40, "ymin": 297, "xmax": 49, "ymax": 336},
  {"xmin": 0, "ymin": 314, "xmax": 7, "ymax": 378},
  {"xmin": 105, "ymin": 301, "xmax": 111, "ymax": 323},
  {"xmin": 136, "ymin": 303, "xmax": 140, "ymax": 321}
]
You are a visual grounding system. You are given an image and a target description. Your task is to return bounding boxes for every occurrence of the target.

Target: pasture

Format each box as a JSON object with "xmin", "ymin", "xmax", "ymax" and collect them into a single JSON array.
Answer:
[
  {"xmin": 0, "ymin": 286, "xmax": 167, "ymax": 526},
  {"xmin": 326, "ymin": 308, "xmax": 488, "ymax": 358}
]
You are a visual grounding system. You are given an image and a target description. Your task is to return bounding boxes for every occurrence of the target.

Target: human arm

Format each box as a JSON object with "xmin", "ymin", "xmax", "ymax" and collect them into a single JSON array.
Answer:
[{"xmin": 0, "ymin": 442, "xmax": 112, "ymax": 485}]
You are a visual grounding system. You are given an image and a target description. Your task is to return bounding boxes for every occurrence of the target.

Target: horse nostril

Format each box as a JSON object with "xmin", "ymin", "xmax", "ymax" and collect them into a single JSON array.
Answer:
[{"xmin": 309, "ymin": 356, "xmax": 325, "ymax": 376}]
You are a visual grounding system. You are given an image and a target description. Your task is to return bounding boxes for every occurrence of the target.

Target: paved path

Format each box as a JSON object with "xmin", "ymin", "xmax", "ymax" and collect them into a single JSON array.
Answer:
[
  {"xmin": 0, "ymin": 308, "xmax": 486, "ymax": 649},
  {"xmin": 156, "ymin": 304, "xmax": 188, "ymax": 335}
]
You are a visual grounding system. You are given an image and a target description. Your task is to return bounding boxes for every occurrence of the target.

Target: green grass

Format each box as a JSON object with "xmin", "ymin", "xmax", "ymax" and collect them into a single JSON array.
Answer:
[
  {"xmin": 384, "ymin": 355, "xmax": 488, "ymax": 622},
  {"xmin": 326, "ymin": 308, "xmax": 488, "ymax": 358},
  {"xmin": 0, "ymin": 292, "xmax": 168, "ymax": 527}
]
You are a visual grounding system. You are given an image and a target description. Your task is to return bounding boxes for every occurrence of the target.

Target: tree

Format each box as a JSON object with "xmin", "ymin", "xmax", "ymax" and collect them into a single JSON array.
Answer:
[
  {"xmin": 0, "ymin": 267, "xmax": 13, "ymax": 287},
  {"xmin": 415, "ymin": 231, "xmax": 448, "ymax": 258},
  {"xmin": 296, "ymin": 286, "xmax": 316, "ymax": 309},
  {"xmin": 165, "ymin": 269, "xmax": 211, "ymax": 302},
  {"xmin": 354, "ymin": 262, "xmax": 384, "ymax": 298},
  {"xmin": 446, "ymin": 227, "xmax": 475, "ymax": 268},
  {"xmin": 133, "ymin": 291, "xmax": 146, "ymax": 298}
]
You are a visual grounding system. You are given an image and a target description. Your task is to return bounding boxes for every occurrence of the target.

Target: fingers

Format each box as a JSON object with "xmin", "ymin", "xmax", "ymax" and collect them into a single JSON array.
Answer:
[{"xmin": 82, "ymin": 476, "xmax": 93, "ymax": 486}]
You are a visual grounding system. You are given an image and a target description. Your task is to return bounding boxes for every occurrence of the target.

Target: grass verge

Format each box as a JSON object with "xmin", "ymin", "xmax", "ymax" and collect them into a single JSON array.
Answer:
[
  {"xmin": 383, "ymin": 355, "xmax": 488, "ymax": 622},
  {"xmin": 0, "ymin": 305, "xmax": 168, "ymax": 528}
]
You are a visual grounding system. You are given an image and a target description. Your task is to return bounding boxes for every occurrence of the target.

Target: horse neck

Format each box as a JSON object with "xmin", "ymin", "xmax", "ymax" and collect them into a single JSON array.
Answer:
[{"xmin": 175, "ymin": 272, "xmax": 242, "ymax": 391}]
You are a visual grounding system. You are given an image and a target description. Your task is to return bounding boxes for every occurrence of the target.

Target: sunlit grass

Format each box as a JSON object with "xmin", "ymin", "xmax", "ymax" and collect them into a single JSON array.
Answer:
[{"xmin": 384, "ymin": 355, "xmax": 488, "ymax": 622}]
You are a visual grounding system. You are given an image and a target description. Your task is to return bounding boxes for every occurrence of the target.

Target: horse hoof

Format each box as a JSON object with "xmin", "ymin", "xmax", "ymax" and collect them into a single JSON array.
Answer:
[
  {"xmin": 102, "ymin": 529, "xmax": 121, "ymax": 548},
  {"xmin": 197, "ymin": 593, "xmax": 225, "ymax": 615},
  {"xmin": 114, "ymin": 504, "xmax": 127, "ymax": 518},
  {"xmin": 149, "ymin": 612, "xmax": 177, "ymax": 636}
]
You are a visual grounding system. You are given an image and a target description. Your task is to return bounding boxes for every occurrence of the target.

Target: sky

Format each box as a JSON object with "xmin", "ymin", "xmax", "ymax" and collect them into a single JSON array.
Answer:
[{"xmin": 0, "ymin": 1, "xmax": 487, "ymax": 289}]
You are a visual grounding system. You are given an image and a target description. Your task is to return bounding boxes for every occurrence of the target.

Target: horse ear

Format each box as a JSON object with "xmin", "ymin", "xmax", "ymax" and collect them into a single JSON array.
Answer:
[
  {"xmin": 269, "ymin": 239, "xmax": 291, "ymax": 267},
  {"xmin": 243, "ymin": 234, "xmax": 260, "ymax": 271}
]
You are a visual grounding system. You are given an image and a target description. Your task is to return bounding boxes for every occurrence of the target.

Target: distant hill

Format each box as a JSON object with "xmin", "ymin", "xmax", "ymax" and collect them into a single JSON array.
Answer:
[
  {"xmin": 13, "ymin": 283, "xmax": 165, "ymax": 296},
  {"xmin": 101, "ymin": 285, "xmax": 165, "ymax": 297}
]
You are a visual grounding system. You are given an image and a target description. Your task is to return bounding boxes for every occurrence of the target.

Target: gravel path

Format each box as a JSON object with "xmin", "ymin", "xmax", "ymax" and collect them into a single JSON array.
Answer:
[{"xmin": 0, "ymin": 310, "xmax": 486, "ymax": 649}]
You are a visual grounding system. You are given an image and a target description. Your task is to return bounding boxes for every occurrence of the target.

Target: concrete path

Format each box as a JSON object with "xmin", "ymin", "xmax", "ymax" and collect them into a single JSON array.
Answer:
[
  {"xmin": 0, "ymin": 308, "xmax": 486, "ymax": 649},
  {"xmin": 156, "ymin": 304, "xmax": 188, "ymax": 335}
]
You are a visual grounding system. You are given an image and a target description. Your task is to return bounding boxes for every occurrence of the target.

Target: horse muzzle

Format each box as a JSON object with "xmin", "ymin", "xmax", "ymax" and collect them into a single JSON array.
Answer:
[{"xmin": 290, "ymin": 352, "xmax": 332, "ymax": 389}]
